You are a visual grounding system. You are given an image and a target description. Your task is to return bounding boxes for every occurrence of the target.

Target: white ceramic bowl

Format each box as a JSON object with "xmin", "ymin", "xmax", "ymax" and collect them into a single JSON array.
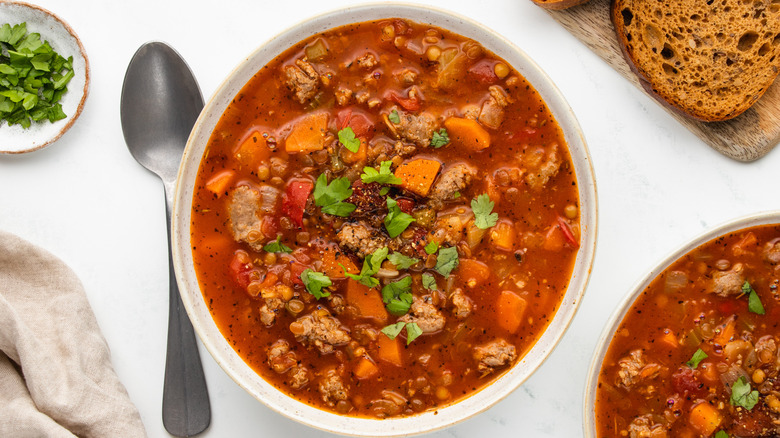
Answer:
[
  {"xmin": 582, "ymin": 211, "xmax": 780, "ymax": 437},
  {"xmin": 173, "ymin": 4, "xmax": 598, "ymax": 436}
]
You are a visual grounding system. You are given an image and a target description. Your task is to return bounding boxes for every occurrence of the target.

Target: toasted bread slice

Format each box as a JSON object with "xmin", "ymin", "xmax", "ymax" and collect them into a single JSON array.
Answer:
[
  {"xmin": 611, "ymin": 0, "xmax": 780, "ymax": 121},
  {"xmin": 532, "ymin": 0, "xmax": 590, "ymax": 10}
]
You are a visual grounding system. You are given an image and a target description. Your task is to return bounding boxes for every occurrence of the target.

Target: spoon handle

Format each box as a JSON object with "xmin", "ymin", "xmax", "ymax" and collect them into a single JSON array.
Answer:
[{"xmin": 162, "ymin": 182, "xmax": 210, "ymax": 436}]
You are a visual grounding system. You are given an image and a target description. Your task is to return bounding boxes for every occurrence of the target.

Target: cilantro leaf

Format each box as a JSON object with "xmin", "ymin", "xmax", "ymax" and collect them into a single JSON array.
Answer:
[
  {"xmin": 381, "ymin": 322, "xmax": 406, "ymax": 339},
  {"xmin": 430, "ymin": 129, "xmax": 449, "ymax": 148},
  {"xmin": 387, "ymin": 252, "xmax": 419, "ymax": 270},
  {"xmin": 424, "ymin": 241, "xmax": 439, "ymax": 255},
  {"xmin": 301, "ymin": 269, "xmax": 331, "ymax": 299},
  {"xmin": 384, "ymin": 197, "xmax": 415, "ymax": 238},
  {"xmin": 405, "ymin": 322, "xmax": 423, "ymax": 344},
  {"xmin": 472, "ymin": 194, "xmax": 499, "ymax": 229},
  {"xmin": 434, "ymin": 246, "xmax": 459, "ymax": 277},
  {"xmin": 361, "ymin": 160, "xmax": 402, "ymax": 185},
  {"xmin": 338, "ymin": 126, "xmax": 360, "ymax": 152},
  {"xmin": 422, "ymin": 273, "xmax": 437, "ymax": 290},
  {"xmin": 313, "ymin": 173, "xmax": 356, "ymax": 217},
  {"xmin": 686, "ymin": 348, "xmax": 708, "ymax": 369},
  {"xmin": 262, "ymin": 235, "xmax": 292, "ymax": 254},
  {"xmin": 743, "ymin": 281, "xmax": 766, "ymax": 315},
  {"xmin": 388, "ymin": 109, "xmax": 400, "ymax": 124},
  {"xmin": 344, "ymin": 246, "xmax": 388, "ymax": 288},
  {"xmin": 730, "ymin": 376, "xmax": 759, "ymax": 410},
  {"xmin": 381, "ymin": 276, "xmax": 413, "ymax": 316}
]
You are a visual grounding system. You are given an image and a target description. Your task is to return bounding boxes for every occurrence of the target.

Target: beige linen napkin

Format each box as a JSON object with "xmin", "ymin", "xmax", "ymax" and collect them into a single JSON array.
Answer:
[{"xmin": 0, "ymin": 230, "xmax": 146, "ymax": 437}]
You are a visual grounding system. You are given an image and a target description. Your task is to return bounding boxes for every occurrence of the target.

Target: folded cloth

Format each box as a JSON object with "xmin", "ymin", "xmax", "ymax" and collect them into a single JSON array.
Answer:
[{"xmin": 0, "ymin": 230, "xmax": 146, "ymax": 437}]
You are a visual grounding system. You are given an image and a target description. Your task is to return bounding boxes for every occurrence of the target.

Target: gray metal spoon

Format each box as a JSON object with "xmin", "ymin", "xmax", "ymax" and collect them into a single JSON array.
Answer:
[{"xmin": 120, "ymin": 41, "xmax": 210, "ymax": 437}]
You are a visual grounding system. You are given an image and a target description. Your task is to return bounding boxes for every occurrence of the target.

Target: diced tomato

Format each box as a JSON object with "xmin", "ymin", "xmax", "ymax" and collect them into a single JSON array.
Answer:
[
  {"xmin": 337, "ymin": 107, "xmax": 375, "ymax": 138},
  {"xmin": 281, "ymin": 179, "xmax": 314, "ymax": 227},
  {"xmin": 229, "ymin": 250, "xmax": 257, "ymax": 290},
  {"xmin": 557, "ymin": 216, "xmax": 579, "ymax": 248},
  {"xmin": 290, "ymin": 261, "xmax": 307, "ymax": 287},
  {"xmin": 386, "ymin": 90, "xmax": 421, "ymax": 112},
  {"xmin": 717, "ymin": 299, "xmax": 743, "ymax": 315},
  {"xmin": 671, "ymin": 366, "xmax": 706, "ymax": 397},
  {"xmin": 396, "ymin": 198, "xmax": 414, "ymax": 214},
  {"xmin": 467, "ymin": 59, "xmax": 498, "ymax": 84}
]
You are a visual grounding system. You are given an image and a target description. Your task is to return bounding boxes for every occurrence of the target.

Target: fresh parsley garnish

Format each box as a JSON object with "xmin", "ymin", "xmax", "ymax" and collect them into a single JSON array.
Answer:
[
  {"xmin": 422, "ymin": 273, "xmax": 437, "ymax": 290},
  {"xmin": 730, "ymin": 376, "xmax": 759, "ymax": 410},
  {"xmin": 430, "ymin": 128, "xmax": 449, "ymax": 148},
  {"xmin": 301, "ymin": 269, "xmax": 331, "ymax": 299},
  {"xmin": 384, "ymin": 197, "xmax": 415, "ymax": 238},
  {"xmin": 387, "ymin": 252, "xmax": 419, "ymax": 270},
  {"xmin": 381, "ymin": 321, "xmax": 422, "ymax": 344},
  {"xmin": 379, "ymin": 186, "xmax": 390, "ymax": 195},
  {"xmin": 361, "ymin": 160, "xmax": 402, "ymax": 185},
  {"xmin": 424, "ymin": 241, "xmax": 439, "ymax": 255},
  {"xmin": 0, "ymin": 22, "xmax": 73, "ymax": 128},
  {"xmin": 388, "ymin": 109, "xmax": 400, "ymax": 124},
  {"xmin": 714, "ymin": 431, "xmax": 729, "ymax": 438},
  {"xmin": 381, "ymin": 276, "xmax": 413, "ymax": 316},
  {"xmin": 262, "ymin": 235, "xmax": 292, "ymax": 254},
  {"xmin": 344, "ymin": 246, "xmax": 388, "ymax": 288},
  {"xmin": 743, "ymin": 281, "xmax": 766, "ymax": 315},
  {"xmin": 686, "ymin": 348, "xmax": 708, "ymax": 369},
  {"xmin": 453, "ymin": 191, "xmax": 461, "ymax": 199},
  {"xmin": 338, "ymin": 126, "xmax": 360, "ymax": 152},
  {"xmin": 313, "ymin": 173, "xmax": 356, "ymax": 217},
  {"xmin": 472, "ymin": 194, "xmax": 499, "ymax": 229},
  {"xmin": 434, "ymin": 246, "xmax": 459, "ymax": 277}
]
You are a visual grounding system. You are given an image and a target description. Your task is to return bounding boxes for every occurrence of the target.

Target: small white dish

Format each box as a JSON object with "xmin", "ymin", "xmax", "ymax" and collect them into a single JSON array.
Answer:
[{"xmin": 0, "ymin": 1, "xmax": 89, "ymax": 154}]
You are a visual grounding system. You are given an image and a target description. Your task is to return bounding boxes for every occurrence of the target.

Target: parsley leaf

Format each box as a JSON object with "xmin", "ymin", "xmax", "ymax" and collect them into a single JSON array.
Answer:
[
  {"xmin": 714, "ymin": 431, "xmax": 729, "ymax": 438},
  {"xmin": 0, "ymin": 22, "xmax": 74, "ymax": 128},
  {"xmin": 313, "ymin": 173, "xmax": 356, "ymax": 217},
  {"xmin": 686, "ymin": 348, "xmax": 708, "ymax": 369},
  {"xmin": 472, "ymin": 194, "xmax": 499, "ymax": 229},
  {"xmin": 743, "ymin": 281, "xmax": 766, "ymax": 315},
  {"xmin": 422, "ymin": 273, "xmax": 437, "ymax": 290},
  {"xmin": 434, "ymin": 246, "xmax": 459, "ymax": 277},
  {"xmin": 380, "ymin": 321, "xmax": 423, "ymax": 344},
  {"xmin": 424, "ymin": 241, "xmax": 439, "ymax": 255},
  {"xmin": 388, "ymin": 109, "xmax": 400, "ymax": 124},
  {"xmin": 730, "ymin": 376, "xmax": 759, "ymax": 410},
  {"xmin": 381, "ymin": 322, "xmax": 406, "ymax": 339},
  {"xmin": 338, "ymin": 126, "xmax": 360, "ymax": 152},
  {"xmin": 262, "ymin": 235, "xmax": 292, "ymax": 254},
  {"xmin": 384, "ymin": 197, "xmax": 415, "ymax": 238},
  {"xmin": 381, "ymin": 276, "xmax": 413, "ymax": 316},
  {"xmin": 379, "ymin": 187, "xmax": 390, "ymax": 195},
  {"xmin": 361, "ymin": 160, "xmax": 402, "ymax": 185},
  {"xmin": 430, "ymin": 129, "xmax": 449, "ymax": 148},
  {"xmin": 344, "ymin": 246, "xmax": 388, "ymax": 288},
  {"xmin": 387, "ymin": 252, "xmax": 419, "ymax": 270},
  {"xmin": 301, "ymin": 269, "xmax": 331, "ymax": 299}
]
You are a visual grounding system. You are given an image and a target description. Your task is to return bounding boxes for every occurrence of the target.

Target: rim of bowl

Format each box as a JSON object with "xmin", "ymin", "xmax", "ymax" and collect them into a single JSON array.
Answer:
[
  {"xmin": 582, "ymin": 210, "xmax": 780, "ymax": 437},
  {"xmin": 173, "ymin": 3, "xmax": 598, "ymax": 436}
]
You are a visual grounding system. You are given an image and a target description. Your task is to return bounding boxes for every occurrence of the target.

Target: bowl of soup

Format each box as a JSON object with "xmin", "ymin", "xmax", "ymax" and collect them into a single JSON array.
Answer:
[
  {"xmin": 585, "ymin": 212, "xmax": 780, "ymax": 438},
  {"xmin": 173, "ymin": 4, "xmax": 597, "ymax": 436}
]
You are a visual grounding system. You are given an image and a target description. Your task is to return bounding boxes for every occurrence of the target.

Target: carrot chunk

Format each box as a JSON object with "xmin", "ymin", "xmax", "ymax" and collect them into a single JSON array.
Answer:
[
  {"xmin": 489, "ymin": 220, "xmax": 515, "ymax": 252},
  {"xmin": 345, "ymin": 279, "xmax": 389, "ymax": 324},
  {"xmin": 285, "ymin": 112, "xmax": 328, "ymax": 153},
  {"xmin": 320, "ymin": 247, "xmax": 359, "ymax": 279},
  {"xmin": 497, "ymin": 291, "xmax": 527, "ymax": 333},
  {"xmin": 376, "ymin": 335, "xmax": 403, "ymax": 367},
  {"xmin": 234, "ymin": 130, "xmax": 271, "ymax": 168},
  {"xmin": 204, "ymin": 170, "xmax": 235, "ymax": 196},
  {"xmin": 444, "ymin": 117, "xmax": 490, "ymax": 150},
  {"xmin": 713, "ymin": 315, "xmax": 736, "ymax": 346},
  {"xmin": 457, "ymin": 259, "xmax": 491, "ymax": 288},
  {"xmin": 353, "ymin": 356, "xmax": 380, "ymax": 380},
  {"xmin": 340, "ymin": 138, "xmax": 367, "ymax": 164},
  {"xmin": 688, "ymin": 402, "xmax": 722, "ymax": 436},
  {"xmin": 394, "ymin": 158, "xmax": 441, "ymax": 197}
]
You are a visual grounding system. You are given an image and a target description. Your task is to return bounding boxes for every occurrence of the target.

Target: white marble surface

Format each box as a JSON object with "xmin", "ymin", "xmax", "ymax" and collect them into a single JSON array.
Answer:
[{"xmin": 1, "ymin": 1, "xmax": 778, "ymax": 437}]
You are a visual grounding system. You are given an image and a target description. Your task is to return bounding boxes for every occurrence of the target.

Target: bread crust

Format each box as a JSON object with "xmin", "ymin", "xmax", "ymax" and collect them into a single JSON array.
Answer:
[
  {"xmin": 532, "ymin": 0, "xmax": 590, "ymax": 11},
  {"xmin": 610, "ymin": 0, "xmax": 780, "ymax": 122}
]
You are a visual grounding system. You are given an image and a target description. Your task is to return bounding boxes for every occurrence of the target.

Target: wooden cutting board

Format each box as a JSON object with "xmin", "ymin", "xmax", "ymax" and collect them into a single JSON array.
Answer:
[{"xmin": 546, "ymin": 0, "xmax": 780, "ymax": 162}]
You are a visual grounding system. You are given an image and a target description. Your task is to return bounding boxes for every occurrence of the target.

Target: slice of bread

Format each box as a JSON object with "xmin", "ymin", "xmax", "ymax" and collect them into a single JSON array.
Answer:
[
  {"xmin": 531, "ymin": 0, "xmax": 590, "ymax": 10},
  {"xmin": 611, "ymin": 0, "xmax": 780, "ymax": 122}
]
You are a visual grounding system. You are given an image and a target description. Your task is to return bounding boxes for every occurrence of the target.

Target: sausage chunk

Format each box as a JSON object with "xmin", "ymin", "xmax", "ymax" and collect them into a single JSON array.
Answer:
[
  {"xmin": 478, "ymin": 85, "xmax": 510, "ymax": 130},
  {"xmin": 429, "ymin": 163, "xmax": 476, "ymax": 203},
  {"xmin": 393, "ymin": 110, "xmax": 437, "ymax": 147},
  {"xmin": 336, "ymin": 222, "xmax": 389, "ymax": 259},
  {"xmin": 764, "ymin": 240, "xmax": 780, "ymax": 264},
  {"xmin": 228, "ymin": 186, "xmax": 267, "ymax": 251},
  {"xmin": 267, "ymin": 340, "xmax": 297, "ymax": 374},
  {"xmin": 356, "ymin": 53, "xmax": 378, "ymax": 69},
  {"xmin": 288, "ymin": 366, "xmax": 310, "ymax": 390},
  {"xmin": 290, "ymin": 309, "xmax": 350, "ymax": 355},
  {"xmin": 626, "ymin": 414, "xmax": 667, "ymax": 438},
  {"xmin": 449, "ymin": 288, "xmax": 473, "ymax": 319},
  {"xmin": 319, "ymin": 369, "xmax": 349, "ymax": 406},
  {"xmin": 616, "ymin": 350, "xmax": 662, "ymax": 388},
  {"xmin": 709, "ymin": 263, "xmax": 745, "ymax": 297},
  {"xmin": 284, "ymin": 59, "xmax": 320, "ymax": 104},
  {"xmin": 525, "ymin": 145, "xmax": 561, "ymax": 191},
  {"xmin": 473, "ymin": 339, "xmax": 517, "ymax": 373},
  {"xmin": 399, "ymin": 296, "xmax": 445, "ymax": 333}
]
